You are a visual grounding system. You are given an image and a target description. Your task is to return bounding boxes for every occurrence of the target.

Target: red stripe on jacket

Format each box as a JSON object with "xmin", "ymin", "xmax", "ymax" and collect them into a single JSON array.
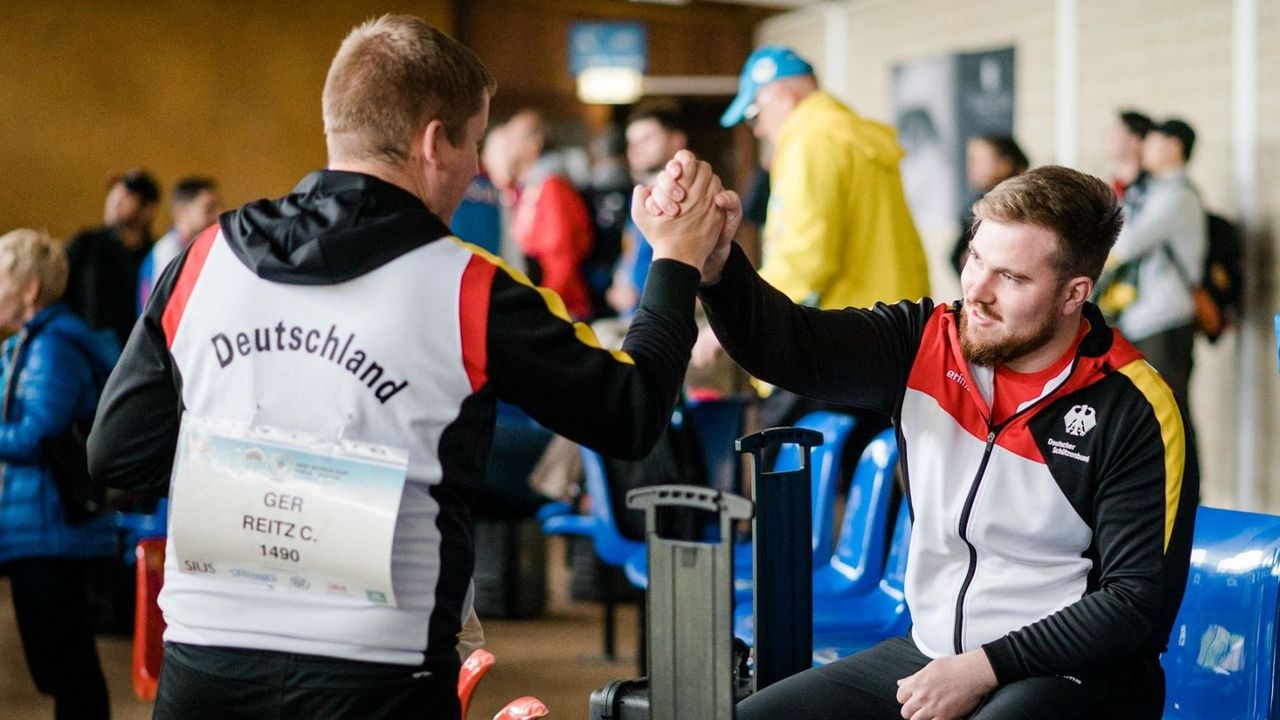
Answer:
[
  {"xmin": 459, "ymin": 254, "xmax": 496, "ymax": 392},
  {"xmin": 161, "ymin": 224, "xmax": 219, "ymax": 348}
]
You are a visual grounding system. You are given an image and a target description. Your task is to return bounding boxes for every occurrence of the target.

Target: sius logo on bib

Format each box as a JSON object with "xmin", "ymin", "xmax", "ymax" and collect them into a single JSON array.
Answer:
[{"xmin": 1063, "ymin": 405, "xmax": 1097, "ymax": 437}]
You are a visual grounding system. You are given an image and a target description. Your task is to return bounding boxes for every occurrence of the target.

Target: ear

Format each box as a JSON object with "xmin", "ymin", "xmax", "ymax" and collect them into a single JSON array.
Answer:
[
  {"xmin": 22, "ymin": 280, "xmax": 40, "ymax": 310},
  {"xmin": 1061, "ymin": 275, "xmax": 1093, "ymax": 316},
  {"xmin": 421, "ymin": 119, "xmax": 449, "ymax": 168}
]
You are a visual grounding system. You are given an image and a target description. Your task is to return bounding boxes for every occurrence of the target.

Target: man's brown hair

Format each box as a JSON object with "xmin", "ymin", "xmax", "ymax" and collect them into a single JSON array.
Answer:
[
  {"xmin": 973, "ymin": 165, "xmax": 1123, "ymax": 282},
  {"xmin": 323, "ymin": 15, "xmax": 496, "ymax": 164}
]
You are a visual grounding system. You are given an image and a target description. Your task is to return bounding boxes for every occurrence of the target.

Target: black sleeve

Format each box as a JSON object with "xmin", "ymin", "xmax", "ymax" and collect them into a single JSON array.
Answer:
[
  {"xmin": 697, "ymin": 243, "xmax": 932, "ymax": 418},
  {"xmin": 982, "ymin": 396, "xmax": 1193, "ymax": 682},
  {"xmin": 487, "ymin": 258, "xmax": 699, "ymax": 459},
  {"xmin": 87, "ymin": 249, "xmax": 186, "ymax": 495}
]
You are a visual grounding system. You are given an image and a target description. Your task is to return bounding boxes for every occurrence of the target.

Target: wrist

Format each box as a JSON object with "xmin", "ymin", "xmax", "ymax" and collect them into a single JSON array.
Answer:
[
  {"xmin": 650, "ymin": 242, "xmax": 704, "ymax": 271},
  {"xmin": 966, "ymin": 649, "xmax": 999, "ymax": 691}
]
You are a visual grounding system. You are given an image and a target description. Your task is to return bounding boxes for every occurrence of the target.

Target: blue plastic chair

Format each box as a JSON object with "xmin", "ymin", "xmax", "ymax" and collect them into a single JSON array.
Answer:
[
  {"xmin": 812, "ymin": 428, "xmax": 899, "ymax": 598},
  {"xmin": 732, "ymin": 427, "xmax": 899, "ymax": 641},
  {"xmin": 736, "ymin": 499, "xmax": 912, "ymax": 652},
  {"xmin": 541, "ymin": 446, "xmax": 643, "ymax": 568},
  {"xmin": 1162, "ymin": 506, "xmax": 1280, "ymax": 720},
  {"xmin": 622, "ymin": 411, "xmax": 857, "ymax": 592}
]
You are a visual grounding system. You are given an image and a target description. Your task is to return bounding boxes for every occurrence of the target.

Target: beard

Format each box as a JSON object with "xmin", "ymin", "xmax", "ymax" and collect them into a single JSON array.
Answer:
[{"xmin": 959, "ymin": 301, "xmax": 1060, "ymax": 367}]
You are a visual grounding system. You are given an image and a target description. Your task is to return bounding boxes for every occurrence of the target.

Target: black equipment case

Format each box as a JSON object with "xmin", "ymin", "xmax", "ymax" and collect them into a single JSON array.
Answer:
[{"xmin": 588, "ymin": 426, "xmax": 823, "ymax": 719}]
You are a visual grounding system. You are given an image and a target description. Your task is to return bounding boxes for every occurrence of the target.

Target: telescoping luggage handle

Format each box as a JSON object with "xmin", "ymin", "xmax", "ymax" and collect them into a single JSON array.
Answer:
[
  {"xmin": 736, "ymin": 426, "xmax": 823, "ymax": 693},
  {"xmin": 626, "ymin": 486, "xmax": 754, "ymax": 720}
]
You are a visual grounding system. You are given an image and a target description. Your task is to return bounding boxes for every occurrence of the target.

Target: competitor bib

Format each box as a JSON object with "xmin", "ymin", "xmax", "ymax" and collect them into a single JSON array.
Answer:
[{"xmin": 169, "ymin": 416, "xmax": 408, "ymax": 607}]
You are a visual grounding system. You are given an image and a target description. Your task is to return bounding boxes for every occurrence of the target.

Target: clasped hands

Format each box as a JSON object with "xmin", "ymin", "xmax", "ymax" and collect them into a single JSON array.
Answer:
[{"xmin": 631, "ymin": 150, "xmax": 741, "ymax": 284}]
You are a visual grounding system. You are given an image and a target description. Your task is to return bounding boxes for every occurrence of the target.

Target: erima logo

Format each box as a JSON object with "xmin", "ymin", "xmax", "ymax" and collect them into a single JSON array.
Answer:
[
  {"xmin": 1063, "ymin": 405, "xmax": 1096, "ymax": 437},
  {"xmin": 946, "ymin": 369, "xmax": 969, "ymax": 389}
]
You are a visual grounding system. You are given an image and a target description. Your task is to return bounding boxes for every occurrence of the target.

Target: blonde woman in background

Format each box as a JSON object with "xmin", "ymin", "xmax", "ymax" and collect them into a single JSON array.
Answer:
[{"xmin": 0, "ymin": 229, "xmax": 119, "ymax": 719}]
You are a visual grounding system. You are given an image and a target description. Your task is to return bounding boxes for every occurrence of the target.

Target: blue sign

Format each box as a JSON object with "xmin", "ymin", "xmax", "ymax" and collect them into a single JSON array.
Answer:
[{"xmin": 569, "ymin": 22, "xmax": 647, "ymax": 75}]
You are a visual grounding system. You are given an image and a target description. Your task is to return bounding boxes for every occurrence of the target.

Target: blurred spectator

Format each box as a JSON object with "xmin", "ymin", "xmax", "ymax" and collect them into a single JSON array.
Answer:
[
  {"xmin": 606, "ymin": 108, "xmax": 689, "ymax": 317},
  {"xmin": 1101, "ymin": 118, "xmax": 1206, "ymax": 412},
  {"xmin": 138, "ymin": 176, "xmax": 220, "ymax": 311},
  {"xmin": 451, "ymin": 135, "xmax": 503, "ymax": 255},
  {"xmin": 720, "ymin": 46, "xmax": 931, "ymax": 311},
  {"xmin": 713, "ymin": 46, "xmax": 931, "ymax": 450},
  {"xmin": 66, "ymin": 168, "xmax": 160, "ymax": 348},
  {"xmin": 0, "ymin": 228, "xmax": 118, "ymax": 719},
  {"xmin": 1104, "ymin": 109, "xmax": 1154, "ymax": 200},
  {"xmin": 583, "ymin": 124, "xmax": 631, "ymax": 318},
  {"xmin": 950, "ymin": 135, "xmax": 1030, "ymax": 276},
  {"xmin": 503, "ymin": 110, "xmax": 595, "ymax": 320}
]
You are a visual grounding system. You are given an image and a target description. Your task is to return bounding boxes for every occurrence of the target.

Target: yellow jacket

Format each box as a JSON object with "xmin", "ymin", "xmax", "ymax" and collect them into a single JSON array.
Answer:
[{"xmin": 762, "ymin": 91, "xmax": 931, "ymax": 309}]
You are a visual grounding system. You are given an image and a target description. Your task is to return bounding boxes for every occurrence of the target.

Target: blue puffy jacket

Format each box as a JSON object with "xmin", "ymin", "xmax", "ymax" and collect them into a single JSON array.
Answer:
[{"xmin": 0, "ymin": 303, "xmax": 119, "ymax": 563}]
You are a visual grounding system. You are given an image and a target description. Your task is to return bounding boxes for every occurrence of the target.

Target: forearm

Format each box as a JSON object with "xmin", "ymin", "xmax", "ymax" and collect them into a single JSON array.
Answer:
[
  {"xmin": 699, "ymin": 244, "xmax": 923, "ymax": 415},
  {"xmin": 491, "ymin": 259, "xmax": 700, "ymax": 459}
]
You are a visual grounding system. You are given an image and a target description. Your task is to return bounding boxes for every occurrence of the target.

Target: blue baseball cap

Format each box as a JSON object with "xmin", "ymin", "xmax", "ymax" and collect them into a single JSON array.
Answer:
[{"xmin": 720, "ymin": 46, "xmax": 815, "ymax": 128}]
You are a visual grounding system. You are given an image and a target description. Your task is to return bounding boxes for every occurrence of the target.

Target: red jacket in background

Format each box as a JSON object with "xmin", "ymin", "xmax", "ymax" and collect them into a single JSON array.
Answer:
[{"xmin": 511, "ymin": 175, "xmax": 594, "ymax": 320}]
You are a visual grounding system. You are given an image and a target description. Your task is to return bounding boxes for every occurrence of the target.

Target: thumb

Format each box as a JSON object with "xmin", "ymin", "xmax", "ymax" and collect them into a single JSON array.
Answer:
[
  {"xmin": 631, "ymin": 184, "xmax": 653, "ymax": 224},
  {"xmin": 715, "ymin": 190, "xmax": 742, "ymax": 243}
]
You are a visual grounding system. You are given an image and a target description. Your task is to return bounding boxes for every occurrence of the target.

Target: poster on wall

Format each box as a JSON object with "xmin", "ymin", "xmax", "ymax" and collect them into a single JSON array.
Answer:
[{"xmin": 893, "ymin": 46, "xmax": 1015, "ymax": 233}]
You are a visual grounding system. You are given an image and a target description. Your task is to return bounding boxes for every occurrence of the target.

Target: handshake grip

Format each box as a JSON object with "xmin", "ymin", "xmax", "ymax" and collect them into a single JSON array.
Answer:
[{"xmin": 632, "ymin": 149, "xmax": 741, "ymax": 284}]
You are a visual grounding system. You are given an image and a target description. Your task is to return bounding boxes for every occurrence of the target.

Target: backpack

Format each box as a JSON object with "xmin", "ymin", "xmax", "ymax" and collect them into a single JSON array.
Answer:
[{"xmin": 1198, "ymin": 212, "xmax": 1244, "ymax": 342}]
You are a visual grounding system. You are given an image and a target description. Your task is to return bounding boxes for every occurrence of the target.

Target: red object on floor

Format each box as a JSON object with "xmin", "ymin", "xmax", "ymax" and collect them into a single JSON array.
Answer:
[
  {"xmin": 132, "ymin": 538, "xmax": 167, "ymax": 701},
  {"xmin": 492, "ymin": 696, "xmax": 549, "ymax": 719},
  {"xmin": 459, "ymin": 648, "xmax": 496, "ymax": 718}
]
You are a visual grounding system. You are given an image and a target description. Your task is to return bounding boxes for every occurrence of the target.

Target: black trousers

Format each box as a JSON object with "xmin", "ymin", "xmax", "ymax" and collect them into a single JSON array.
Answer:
[
  {"xmin": 736, "ymin": 635, "xmax": 1165, "ymax": 720},
  {"xmin": 153, "ymin": 642, "xmax": 461, "ymax": 720},
  {"xmin": 4, "ymin": 557, "xmax": 111, "ymax": 720}
]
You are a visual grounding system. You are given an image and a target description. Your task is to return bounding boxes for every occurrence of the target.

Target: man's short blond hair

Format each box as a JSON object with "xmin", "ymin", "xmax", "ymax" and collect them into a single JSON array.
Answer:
[
  {"xmin": 0, "ymin": 229, "xmax": 68, "ymax": 309},
  {"xmin": 322, "ymin": 14, "xmax": 496, "ymax": 164}
]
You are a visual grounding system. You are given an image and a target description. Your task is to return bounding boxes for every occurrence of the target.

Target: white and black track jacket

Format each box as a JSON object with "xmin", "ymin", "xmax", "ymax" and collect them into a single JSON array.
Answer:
[
  {"xmin": 702, "ymin": 245, "xmax": 1197, "ymax": 685},
  {"xmin": 88, "ymin": 170, "xmax": 699, "ymax": 668}
]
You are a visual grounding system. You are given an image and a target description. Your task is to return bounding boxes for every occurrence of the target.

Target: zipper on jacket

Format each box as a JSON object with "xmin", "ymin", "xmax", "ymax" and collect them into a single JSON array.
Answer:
[
  {"xmin": 949, "ymin": 351, "xmax": 1088, "ymax": 654},
  {"xmin": 952, "ymin": 429, "xmax": 997, "ymax": 654}
]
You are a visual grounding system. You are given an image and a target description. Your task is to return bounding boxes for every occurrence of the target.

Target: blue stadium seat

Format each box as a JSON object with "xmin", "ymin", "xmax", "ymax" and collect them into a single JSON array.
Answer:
[
  {"xmin": 541, "ymin": 446, "xmax": 643, "ymax": 568},
  {"xmin": 733, "ymin": 426, "xmax": 898, "ymax": 639},
  {"xmin": 737, "ymin": 497, "xmax": 912, "ymax": 652},
  {"xmin": 1162, "ymin": 506, "xmax": 1280, "ymax": 719},
  {"xmin": 812, "ymin": 428, "xmax": 899, "ymax": 598},
  {"xmin": 809, "ymin": 500, "xmax": 912, "ymax": 663}
]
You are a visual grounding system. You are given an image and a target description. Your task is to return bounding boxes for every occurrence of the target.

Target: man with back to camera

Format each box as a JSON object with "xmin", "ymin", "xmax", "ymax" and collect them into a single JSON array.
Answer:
[
  {"xmin": 87, "ymin": 15, "xmax": 733, "ymax": 720},
  {"xmin": 648, "ymin": 154, "xmax": 1197, "ymax": 719}
]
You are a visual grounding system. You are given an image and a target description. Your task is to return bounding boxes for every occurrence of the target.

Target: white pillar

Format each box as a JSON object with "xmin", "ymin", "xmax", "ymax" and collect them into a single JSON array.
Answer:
[
  {"xmin": 1054, "ymin": 0, "xmax": 1079, "ymax": 167},
  {"xmin": 822, "ymin": 1, "xmax": 851, "ymax": 105},
  {"xmin": 1233, "ymin": 0, "xmax": 1261, "ymax": 509}
]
